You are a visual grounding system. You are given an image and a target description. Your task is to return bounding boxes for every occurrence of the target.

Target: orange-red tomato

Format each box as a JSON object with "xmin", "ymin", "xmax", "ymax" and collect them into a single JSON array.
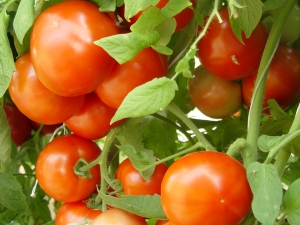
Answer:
[
  {"xmin": 36, "ymin": 134, "xmax": 101, "ymax": 202},
  {"xmin": 8, "ymin": 52, "xmax": 85, "ymax": 124},
  {"xmin": 30, "ymin": 0, "xmax": 119, "ymax": 97}
]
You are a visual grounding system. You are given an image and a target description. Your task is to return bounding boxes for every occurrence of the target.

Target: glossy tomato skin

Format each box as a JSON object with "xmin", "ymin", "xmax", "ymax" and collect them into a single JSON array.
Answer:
[
  {"xmin": 96, "ymin": 47, "xmax": 168, "ymax": 109},
  {"xmin": 242, "ymin": 44, "xmax": 300, "ymax": 112},
  {"xmin": 30, "ymin": 0, "xmax": 119, "ymax": 97},
  {"xmin": 36, "ymin": 134, "xmax": 101, "ymax": 202},
  {"xmin": 8, "ymin": 52, "xmax": 85, "ymax": 125},
  {"xmin": 4, "ymin": 103, "xmax": 32, "ymax": 146},
  {"xmin": 64, "ymin": 92, "xmax": 126, "ymax": 140},
  {"xmin": 115, "ymin": 158, "xmax": 168, "ymax": 196},
  {"xmin": 91, "ymin": 208, "xmax": 147, "ymax": 225},
  {"xmin": 197, "ymin": 7, "xmax": 268, "ymax": 80},
  {"xmin": 117, "ymin": 0, "xmax": 195, "ymax": 32},
  {"xmin": 55, "ymin": 201, "xmax": 102, "ymax": 225},
  {"xmin": 161, "ymin": 151, "xmax": 253, "ymax": 225},
  {"xmin": 188, "ymin": 66, "xmax": 242, "ymax": 119}
]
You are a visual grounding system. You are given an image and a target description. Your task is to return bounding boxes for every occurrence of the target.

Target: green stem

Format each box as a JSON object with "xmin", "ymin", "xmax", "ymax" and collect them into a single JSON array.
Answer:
[
  {"xmin": 166, "ymin": 102, "xmax": 216, "ymax": 151},
  {"xmin": 227, "ymin": 138, "xmax": 247, "ymax": 157},
  {"xmin": 245, "ymin": 0, "xmax": 297, "ymax": 168}
]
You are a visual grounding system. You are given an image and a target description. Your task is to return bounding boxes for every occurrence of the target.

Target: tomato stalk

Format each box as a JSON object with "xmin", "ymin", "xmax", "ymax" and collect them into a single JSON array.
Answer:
[{"xmin": 244, "ymin": 0, "xmax": 297, "ymax": 168}]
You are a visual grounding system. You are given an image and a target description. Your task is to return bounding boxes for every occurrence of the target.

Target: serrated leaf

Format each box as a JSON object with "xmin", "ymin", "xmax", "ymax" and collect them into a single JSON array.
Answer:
[
  {"xmin": 13, "ymin": 0, "xmax": 35, "ymax": 44},
  {"xmin": 282, "ymin": 178, "xmax": 300, "ymax": 225},
  {"xmin": 123, "ymin": 0, "xmax": 159, "ymax": 22},
  {"xmin": 99, "ymin": 193, "xmax": 167, "ymax": 219},
  {"xmin": 154, "ymin": 17, "xmax": 176, "ymax": 45},
  {"xmin": 175, "ymin": 46, "xmax": 197, "ymax": 75},
  {"xmin": 247, "ymin": 162, "xmax": 283, "ymax": 225},
  {"xmin": 95, "ymin": 31, "xmax": 160, "ymax": 64},
  {"xmin": 0, "ymin": 107, "xmax": 12, "ymax": 167},
  {"xmin": 161, "ymin": 0, "xmax": 192, "ymax": 18},
  {"xmin": 111, "ymin": 77, "xmax": 178, "ymax": 123},
  {"xmin": 0, "ymin": 171, "xmax": 32, "ymax": 215}
]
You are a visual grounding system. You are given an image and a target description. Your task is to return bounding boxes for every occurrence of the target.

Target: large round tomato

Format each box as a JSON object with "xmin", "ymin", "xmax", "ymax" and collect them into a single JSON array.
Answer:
[
  {"xmin": 4, "ymin": 103, "xmax": 32, "ymax": 146},
  {"xmin": 161, "ymin": 151, "xmax": 253, "ymax": 225},
  {"xmin": 117, "ymin": 0, "xmax": 195, "ymax": 32},
  {"xmin": 8, "ymin": 52, "xmax": 85, "ymax": 125},
  {"xmin": 242, "ymin": 44, "xmax": 300, "ymax": 112},
  {"xmin": 91, "ymin": 208, "xmax": 147, "ymax": 225},
  {"xmin": 36, "ymin": 134, "xmax": 101, "ymax": 202},
  {"xmin": 188, "ymin": 65, "xmax": 242, "ymax": 119},
  {"xmin": 96, "ymin": 47, "xmax": 168, "ymax": 109},
  {"xmin": 30, "ymin": 0, "xmax": 119, "ymax": 97},
  {"xmin": 64, "ymin": 92, "xmax": 126, "ymax": 140},
  {"xmin": 55, "ymin": 201, "xmax": 102, "ymax": 225},
  {"xmin": 115, "ymin": 158, "xmax": 168, "ymax": 196},
  {"xmin": 197, "ymin": 7, "xmax": 268, "ymax": 80}
]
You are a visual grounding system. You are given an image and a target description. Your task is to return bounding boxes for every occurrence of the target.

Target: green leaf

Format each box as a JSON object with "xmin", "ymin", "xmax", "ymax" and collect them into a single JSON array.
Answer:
[
  {"xmin": 175, "ymin": 46, "xmax": 197, "ymax": 76},
  {"xmin": 99, "ymin": 193, "xmax": 167, "ymax": 219},
  {"xmin": 247, "ymin": 162, "xmax": 283, "ymax": 225},
  {"xmin": 13, "ymin": 0, "xmax": 35, "ymax": 44},
  {"xmin": 99, "ymin": 0, "xmax": 116, "ymax": 11},
  {"xmin": 282, "ymin": 178, "xmax": 300, "ymax": 225},
  {"xmin": 0, "ymin": 171, "xmax": 32, "ymax": 215},
  {"xmin": 94, "ymin": 31, "xmax": 160, "ymax": 64},
  {"xmin": 283, "ymin": 134, "xmax": 300, "ymax": 158},
  {"xmin": 258, "ymin": 134, "xmax": 286, "ymax": 153},
  {"xmin": 161, "ymin": 0, "xmax": 192, "ymax": 18},
  {"xmin": 123, "ymin": 0, "xmax": 159, "ymax": 22},
  {"xmin": 111, "ymin": 77, "xmax": 178, "ymax": 123},
  {"xmin": 0, "ymin": 107, "xmax": 12, "ymax": 167}
]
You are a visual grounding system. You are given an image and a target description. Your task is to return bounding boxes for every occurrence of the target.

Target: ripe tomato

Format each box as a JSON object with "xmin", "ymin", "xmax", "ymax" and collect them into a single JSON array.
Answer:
[
  {"xmin": 8, "ymin": 52, "xmax": 85, "ymax": 125},
  {"xmin": 91, "ymin": 208, "xmax": 147, "ymax": 225},
  {"xmin": 188, "ymin": 65, "xmax": 242, "ymax": 119},
  {"xmin": 115, "ymin": 158, "xmax": 168, "ymax": 196},
  {"xmin": 96, "ymin": 47, "xmax": 168, "ymax": 109},
  {"xmin": 161, "ymin": 151, "xmax": 253, "ymax": 225},
  {"xmin": 155, "ymin": 220, "xmax": 169, "ymax": 225},
  {"xmin": 64, "ymin": 92, "xmax": 126, "ymax": 140},
  {"xmin": 197, "ymin": 7, "xmax": 268, "ymax": 80},
  {"xmin": 30, "ymin": 0, "xmax": 119, "ymax": 97},
  {"xmin": 242, "ymin": 44, "xmax": 300, "ymax": 112},
  {"xmin": 117, "ymin": 0, "xmax": 195, "ymax": 32},
  {"xmin": 4, "ymin": 103, "xmax": 32, "ymax": 146},
  {"xmin": 30, "ymin": 120, "xmax": 62, "ymax": 136},
  {"xmin": 55, "ymin": 201, "xmax": 102, "ymax": 225},
  {"xmin": 36, "ymin": 134, "xmax": 101, "ymax": 202}
]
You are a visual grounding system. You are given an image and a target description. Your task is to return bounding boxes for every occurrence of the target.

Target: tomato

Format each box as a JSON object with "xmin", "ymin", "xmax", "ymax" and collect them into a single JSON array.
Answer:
[
  {"xmin": 36, "ymin": 134, "xmax": 101, "ymax": 202},
  {"xmin": 64, "ymin": 92, "xmax": 126, "ymax": 140},
  {"xmin": 30, "ymin": 0, "xmax": 119, "ymax": 97},
  {"xmin": 3, "ymin": 103, "xmax": 32, "ymax": 146},
  {"xmin": 161, "ymin": 151, "xmax": 253, "ymax": 225},
  {"xmin": 155, "ymin": 220, "xmax": 169, "ymax": 225},
  {"xmin": 96, "ymin": 47, "xmax": 168, "ymax": 109},
  {"xmin": 91, "ymin": 208, "xmax": 147, "ymax": 225},
  {"xmin": 30, "ymin": 120, "xmax": 62, "ymax": 136},
  {"xmin": 115, "ymin": 158, "xmax": 168, "ymax": 196},
  {"xmin": 197, "ymin": 7, "xmax": 268, "ymax": 80},
  {"xmin": 117, "ymin": 0, "xmax": 195, "ymax": 32},
  {"xmin": 55, "ymin": 201, "xmax": 102, "ymax": 225},
  {"xmin": 242, "ymin": 44, "xmax": 300, "ymax": 112},
  {"xmin": 8, "ymin": 52, "xmax": 85, "ymax": 125},
  {"xmin": 188, "ymin": 65, "xmax": 242, "ymax": 119}
]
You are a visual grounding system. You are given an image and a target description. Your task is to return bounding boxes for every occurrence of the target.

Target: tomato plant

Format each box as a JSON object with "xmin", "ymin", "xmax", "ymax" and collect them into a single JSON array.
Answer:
[
  {"xmin": 8, "ymin": 52, "xmax": 85, "ymax": 124},
  {"xmin": 197, "ymin": 7, "xmax": 269, "ymax": 80},
  {"xmin": 242, "ymin": 43, "xmax": 300, "ymax": 112},
  {"xmin": 30, "ymin": 120, "xmax": 62, "ymax": 136},
  {"xmin": 36, "ymin": 134, "xmax": 101, "ymax": 202},
  {"xmin": 30, "ymin": 0, "xmax": 119, "ymax": 97},
  {"xmin": 115, "ymin": 158, "xmax": 168, "ymax": 196},
  {"xmin": 188, "ymin": 65, "xmax": 242, "ymax": 119},
  {"xmin": 161, "ymin": 151, "xmax": 253, "ymax": 225}
]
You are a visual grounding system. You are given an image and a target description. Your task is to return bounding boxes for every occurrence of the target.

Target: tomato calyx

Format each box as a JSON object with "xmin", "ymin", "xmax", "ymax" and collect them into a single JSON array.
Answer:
[{"xmin": 74, "ymin": 158, "xmax": 96, "ymax": 179}]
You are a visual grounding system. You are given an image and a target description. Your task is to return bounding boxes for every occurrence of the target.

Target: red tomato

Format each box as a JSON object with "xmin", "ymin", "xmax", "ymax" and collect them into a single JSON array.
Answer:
[
  {"xmin": 115, "ymin": 158, "xmax": 168, "ymax": 196},
  {"xmin": 30, "ymin": 0, "xmax": 119, "ymax": 97},
  {"xmin": 197, "ymin": 7, "xmax": 268, "ymax": 80},
  {"xmin": 55, "ymin": 201, "xmax": 102, "ymax": 225},
  {"xmin": 161, "ymin": 151, "xmax": 253, "ymax": 225},
  {"xmin": 188, "ymin": 65, "xmax": 242, "ymax": 119},
  {"xmin": 64, "ymin": 92, "xmax": 126, "ymax": 140},
  {"xmin": 30, "ymin": 120, "xmax": 62, "ymax": 136},
  {"xmin": 117, "ymin": 0, "xmax": 195, "ymax": 32},
  {"xmin": 4, "ymin": 103, "xmax": 32, "ymax": 146},
  {"xmin": 96, "ymin": 47, "xmax": 168, "ymax": 109},
  {"xmin": 36, "ymin": 134, "xmax": 101, "ymax": 202},
  {"xmin": 155, "ymin": 220, "xmax": 169, "ymax": 225},
  {"xmin": 8, "ymin": 52, "xmax": 85, "ymax": 125},
  {"xmin": 242, "ymin": 44, "xmax": 300, "ymax": 112},
  {"xmin": 91, "ymin": 208, "xmax": 147, "ymax": 225}
]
